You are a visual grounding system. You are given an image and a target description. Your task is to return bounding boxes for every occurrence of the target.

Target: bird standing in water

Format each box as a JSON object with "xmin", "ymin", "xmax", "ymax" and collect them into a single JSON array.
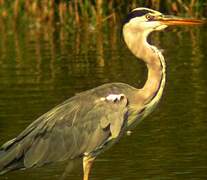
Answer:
[{"xmin": 0, "ymin": 7, "xmax": 203, "ymax": 180}]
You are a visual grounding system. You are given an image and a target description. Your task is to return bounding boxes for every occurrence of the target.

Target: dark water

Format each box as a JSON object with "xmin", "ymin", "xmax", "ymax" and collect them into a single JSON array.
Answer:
[{"xmin": 0, "ymin": 22, "xmax": 207, "ymax": 180}]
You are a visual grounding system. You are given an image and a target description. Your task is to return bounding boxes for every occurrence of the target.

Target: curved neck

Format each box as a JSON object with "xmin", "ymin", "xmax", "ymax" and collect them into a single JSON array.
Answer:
[{"xmin": 123, "ymin": 26, "xmax": 166, "ymax": 104}]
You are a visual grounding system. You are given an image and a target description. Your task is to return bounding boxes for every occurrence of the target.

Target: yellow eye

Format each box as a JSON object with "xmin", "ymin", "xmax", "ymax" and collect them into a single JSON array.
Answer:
[{"xmin": 145, "ymin": 14, "xmax": 154, "ymax": 20}]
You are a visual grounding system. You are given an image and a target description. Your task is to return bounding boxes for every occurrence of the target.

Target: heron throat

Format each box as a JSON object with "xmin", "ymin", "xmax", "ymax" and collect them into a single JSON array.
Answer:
[{"xmin": 123, "ymin": 26, "xmax": 166, "ymax": 126}]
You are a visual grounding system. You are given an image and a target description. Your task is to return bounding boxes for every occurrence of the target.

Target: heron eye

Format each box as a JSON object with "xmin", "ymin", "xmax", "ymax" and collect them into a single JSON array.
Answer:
[{"xmin": 145, "ymin": 14, "xmax": 154, "ymax": 21}]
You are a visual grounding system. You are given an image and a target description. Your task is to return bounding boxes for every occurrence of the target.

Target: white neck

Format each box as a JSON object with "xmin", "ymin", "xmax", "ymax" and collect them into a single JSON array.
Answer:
[{"xmin": 123, "ymin": 25, "xmax": 166, "ymax": 104}]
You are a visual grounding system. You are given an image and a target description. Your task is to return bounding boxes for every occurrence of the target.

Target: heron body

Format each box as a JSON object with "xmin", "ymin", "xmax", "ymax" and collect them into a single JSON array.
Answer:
[{"xmin": 0, "ymin": 7, "xmax": 202, "ymax": 180}]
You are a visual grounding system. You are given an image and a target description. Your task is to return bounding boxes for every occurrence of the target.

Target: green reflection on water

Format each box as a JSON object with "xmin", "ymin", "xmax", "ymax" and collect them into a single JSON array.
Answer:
[{"xmin": 0, "ymin": 22, "xmax": 207, "ymax": 179}]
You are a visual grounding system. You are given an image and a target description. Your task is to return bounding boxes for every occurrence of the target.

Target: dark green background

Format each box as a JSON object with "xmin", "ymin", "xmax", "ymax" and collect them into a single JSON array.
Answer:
[{"xmin": 0, "ymin": 23, "xmax": 207, "ymax": 179}]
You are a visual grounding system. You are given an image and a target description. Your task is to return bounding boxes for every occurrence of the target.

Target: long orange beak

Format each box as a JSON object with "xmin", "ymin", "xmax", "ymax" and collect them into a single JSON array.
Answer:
[{"xmin": 158, "ymin": 15, "xmax": 204, "ymax": 26}]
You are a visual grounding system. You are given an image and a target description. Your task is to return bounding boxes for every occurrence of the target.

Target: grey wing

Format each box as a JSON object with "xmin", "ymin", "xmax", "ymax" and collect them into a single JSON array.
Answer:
[{"xmin": 0, "ymin": 93, "xmax": 128, "ymax": 171}]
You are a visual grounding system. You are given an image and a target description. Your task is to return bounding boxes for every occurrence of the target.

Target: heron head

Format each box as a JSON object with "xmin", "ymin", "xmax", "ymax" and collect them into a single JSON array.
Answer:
[{"xmin": 123, "ymin": 7, "xmax": 203, "ymax": 33}]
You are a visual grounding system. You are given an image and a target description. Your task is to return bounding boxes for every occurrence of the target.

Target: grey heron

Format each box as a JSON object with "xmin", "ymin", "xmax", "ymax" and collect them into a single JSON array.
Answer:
[{"xmin": 0, "ymin": 7, "xmax": 203, "ymax": 180}]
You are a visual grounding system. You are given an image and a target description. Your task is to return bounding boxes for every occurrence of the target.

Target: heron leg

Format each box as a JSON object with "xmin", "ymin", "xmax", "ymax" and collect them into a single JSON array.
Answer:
[{"xmin": 83, "ymin": 155, "xmax": 95, "ymax": 180}]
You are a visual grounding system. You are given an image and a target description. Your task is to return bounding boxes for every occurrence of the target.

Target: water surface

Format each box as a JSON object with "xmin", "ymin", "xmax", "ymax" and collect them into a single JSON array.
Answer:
[{"xmin": 0, "ymin": 23, "xmax": 207, "ymax": 179}]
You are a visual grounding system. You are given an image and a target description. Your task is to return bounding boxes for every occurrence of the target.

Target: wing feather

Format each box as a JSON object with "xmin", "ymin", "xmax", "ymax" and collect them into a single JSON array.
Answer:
[{"xmin": 0, "ymin": 90, "xmax": 129, "ymax": 171}]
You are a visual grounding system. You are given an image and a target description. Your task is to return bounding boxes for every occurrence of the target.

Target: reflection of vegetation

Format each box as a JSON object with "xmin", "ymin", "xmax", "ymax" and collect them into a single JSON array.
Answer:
[
  {"xmin": 0, "ymin": 0, "xmax": 206, "ymax": 27},
  {"xmin": 0, "ymin": 1, "xmax": 205, "ymax": 88}
]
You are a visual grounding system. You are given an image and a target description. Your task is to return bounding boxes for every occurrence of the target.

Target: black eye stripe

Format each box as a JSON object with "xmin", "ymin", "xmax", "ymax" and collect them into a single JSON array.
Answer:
[{"xmin": 123, "ymin": 9, "xmax": 154, "ymax": 24}]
